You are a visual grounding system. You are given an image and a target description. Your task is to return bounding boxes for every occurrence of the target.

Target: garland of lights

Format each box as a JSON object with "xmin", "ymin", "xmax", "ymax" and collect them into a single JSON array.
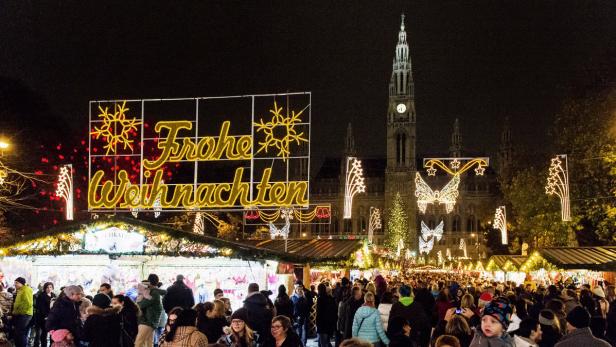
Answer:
[
  {"xmin": 244, "ymin": 205, "xmax": 331, "ymax": 224},
  {"xmin": 415, "ymin": 173, "xmax": 460, "ymax": 213},
  {"xmin": 55, "ymin": 164, "xmax": 74, "ymax": 221},
  {"xmin": 343, "ymin": 157, "xmax": 366, "ymax": 219},
  {"xmin": 368, "ymin": 207, "xmax": 382, "ymax": 244},
  {"xmin": 423, "ymin": 157, "xmax": 489, "ymax": 176},
  {"xmin": 545, "ymin": 154, "xmax": 571, "ymax": 221},
  {"xmin": 493, "ymin": 206, "xmax": 507, "ymax": 244}
]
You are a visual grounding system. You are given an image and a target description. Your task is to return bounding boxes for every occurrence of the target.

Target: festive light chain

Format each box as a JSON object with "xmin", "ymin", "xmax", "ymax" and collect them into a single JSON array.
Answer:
[
  {"xmin": 55, "ymin": 164, "xmax": 74, "ymax": 220},
  {"xmin": 368, "ymin": 207, "xmax": 382, "ymax": 244},
  {"xmin": 343, "ymin": 157, "xmax": 366, "ymax": 219},
  {"xmin": 493, "ymin": 206, "xmax": 507, "ymax": 244},
  {"xmin": 415, "ymin": 173, "xmax": 460, "ymax": 214},
  {"xmin": 545, "ymin": 154, "xmax": 571, "ymax": 221},
  {"xmin": 244, "ymin": 205, "xmax": 330, "ymax": 224},
  {"xmin": 423, "ymin": 157, "xmax": 489, "ymax": 177}
]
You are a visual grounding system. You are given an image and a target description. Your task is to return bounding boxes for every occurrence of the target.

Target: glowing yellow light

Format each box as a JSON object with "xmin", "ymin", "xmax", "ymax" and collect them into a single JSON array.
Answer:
[
  {"xmin": 343, "ymin": 157, "xmax": 366, "ymax": 219},
  {"xmin": 424, "ymin": 157, "xmax": 489, "ymax": 176},
  {"xmin": 415, "ymin": 172, "xmax": 460, "ymax": 213},
  {"xmin": 55, "ymin": 164, "xmax": 73, "ymax": 221},
  {"xmin": 90, "ymin": 101, "xmax": 141, "ymax": 155},
  {"xmin": 493, "ymin": 206, "xmax": 507, "ymax": 244},
  {"xmin": 368, "ymin": 207, "xmax": 382, "ymax": 244},
  {"xmin": 253, "ymin": 101, "xmax": 308, "ymax": 161},
  {"xmin": 193, "ymin": 212, "xmax": 204, "ymax": 234},
  {"xmin": 0, "ymin": 141, "xmax": 9, "ymax": 149},
  {"xmin": 545, "ymin": 154, "xmax": 571, "ymax": 221}
]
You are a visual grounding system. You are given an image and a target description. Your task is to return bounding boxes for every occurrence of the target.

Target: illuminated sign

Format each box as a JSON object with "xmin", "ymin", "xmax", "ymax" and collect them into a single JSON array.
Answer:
[
  {"xmin": 88, "ymin": 93, "xmax": 311, "ymax": 212},
  {"xmin": 84, "ymin": 226, "xmax": 145, "ymax": 253}
]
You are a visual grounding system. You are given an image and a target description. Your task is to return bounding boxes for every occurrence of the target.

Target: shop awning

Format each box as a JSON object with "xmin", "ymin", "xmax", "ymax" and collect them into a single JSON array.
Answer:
[
  {"xmin": 537, "ymin": 246, "xmax": 616, "ymax": 271},
  {"xmin": 239, "ymin": 239, "xmax": 363, "ymax": 262},
  {"xmin": 487, "ymin": 255, "xmax": 528, "ymax": 272}
]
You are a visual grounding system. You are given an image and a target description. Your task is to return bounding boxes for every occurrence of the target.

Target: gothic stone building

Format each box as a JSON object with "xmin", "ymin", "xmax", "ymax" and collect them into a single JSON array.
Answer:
[{"xmin": 298, "ymin": 16, "xmax": 512, "ymax": 259}]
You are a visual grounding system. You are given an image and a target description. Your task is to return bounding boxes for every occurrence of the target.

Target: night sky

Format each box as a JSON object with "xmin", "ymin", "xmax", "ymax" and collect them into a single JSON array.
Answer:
[{"xmin": 1, "ymin": 1, "xmax": 616, "ymax": 168}]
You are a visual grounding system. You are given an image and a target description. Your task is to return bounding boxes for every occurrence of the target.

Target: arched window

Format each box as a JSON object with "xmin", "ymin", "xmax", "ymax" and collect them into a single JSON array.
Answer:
[
  {"xmin": 452, "ymin": 215, "xmax": 460, "ymax": 232},
  {"xmin": 467, "ymin": 215, "xmax": 476, "ymax": 232},
  {"xmin": 344, "ymin": 219, "xmax": 352, "ymax": 233},
  {"xmin": 396, "ymin": 133, "xmax": 407, "ymax": 165}
]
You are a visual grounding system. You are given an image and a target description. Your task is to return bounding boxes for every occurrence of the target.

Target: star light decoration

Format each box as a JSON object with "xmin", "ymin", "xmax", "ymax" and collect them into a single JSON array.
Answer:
[
  {"xmin": 55, "ymin": 164, "xmax": 73, "ymax": 220},
  {"xmin": 545, "ymin": 154, "xmax": 571, "ymax": 222},
  {"xmin": 368, "ymin": 207, "xmax": 382, "ymax": 244},
  {"xmin": 493, "ymin": 206, "xmax": 507, "ymax": 245},
  {"xmin": 90, "ymin": 101, "xmax": 141, "ymax": 155},
  {"xmin": 253, "ymin": 101, "xmax": 308, "ymax": 161},
  {"xmin": 415, "ymin": 173, "xmax": 460, "ymax": 213},
  {"xmin": 343, "ymin": 157, "xmax": 366, "ymax": 219}
]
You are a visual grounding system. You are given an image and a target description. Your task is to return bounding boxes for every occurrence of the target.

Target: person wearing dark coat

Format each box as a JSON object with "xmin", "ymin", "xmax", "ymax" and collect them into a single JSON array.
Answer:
[
  {"xmin": 34, "ymin": 282, "xmax": 55, "ymax": 347},
  {"xmin": 275, "ymin": 285, "xmax": 294, "ymax": 321},
  {"xmin": 162, "ymin": 275, "xmax": 195, "ymax": 313},
  {"xmin": 315, "ymin": 283, "xmax": 337, "ymax": 347},
  {"xmin": 112, "ymin": 294, "xmax": 139, "ymax": 347},
  {"xmin": 83, "ymin": 293, "xmax": 122, "ymax": 347},
  {"xmin": 387, "ymin": 285, "xmax": 430, "ymax": 347},
  {"xmin": 340, "ymin": 287, "xmax": 364, "ymax": 340},
  {"xmin": 196, "ymin": 301, "xmax": 227, "ymax": 343},
  {"xmin": 46, "ymin": 286, "xmax": 84, "ymax": 343},
  {"xmin": 243, "ymin": 283, "xmax": 274, "ymax": 347},
  {"xmin": 291, "ymin": 284, "xmax": 311, "ymax": 346},
  {"xmin": 388, "ymin": 316, "xmax": 417, "ymax": 347},
  {"xmin": 554, "ymin": 306, "xmax": 610, "ymax": 347}
]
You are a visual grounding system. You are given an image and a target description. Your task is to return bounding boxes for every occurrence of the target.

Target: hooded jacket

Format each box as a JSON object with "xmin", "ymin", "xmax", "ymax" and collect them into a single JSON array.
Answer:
[
  {"xmin": 243, "ymin": 292, "xmax": 273, "ymax": 343},
  {"xmin": 388, "ymin": 296, "xmax": 430, "ymax": 347},
  {"xmin": 83, "ymin": 305, "xmax": 122, "ymax": 347},
  {"xmin": 351, "ymin": 305, "xmax": 389, "ymax": 345},
  {"xmin": 12, "ymin": 285, "xmax": 33, "ymax": 316},
  {"xmin": 138, "ymin": 290, "xmax": 163, "ymax": 328}
]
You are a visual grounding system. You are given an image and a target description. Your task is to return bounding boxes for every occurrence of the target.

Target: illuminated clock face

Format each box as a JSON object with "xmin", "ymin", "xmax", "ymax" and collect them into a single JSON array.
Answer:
[{"xmin": 396, "ymin": 103, "xmax": 406, "ymax": 113}]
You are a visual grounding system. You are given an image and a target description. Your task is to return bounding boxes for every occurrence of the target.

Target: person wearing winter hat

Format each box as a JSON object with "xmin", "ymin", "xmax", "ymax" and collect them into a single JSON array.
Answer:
[
  {"xmin": 537, "ymin": 310, "xmax": 562, "ymax": 347},
  {"xmin": 82, "ymin": 293, "xmax": 121, "ymax": 347},
  {"xmin": 554, "ymin": 306, "xmax": 610, "ymax": 347},
  {"xmin": 469, "ymin": 297, "xmax": 514, "ymax": 347},
  {"xmin": 217, "ymin": 308, "xmax": 257, "ymax": 347},
  {"xmin": 477, "ymin": 292, "xmax": 493, "ymax": 309},
  {"xmin": 12, "ymin": 277, "xmax": 33, "ymax": 347}
]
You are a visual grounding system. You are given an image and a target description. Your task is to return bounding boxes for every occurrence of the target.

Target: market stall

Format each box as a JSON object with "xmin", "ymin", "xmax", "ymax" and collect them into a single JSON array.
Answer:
[
  {"xmin": 485, "ymin": 255, "xmax": 528, "ymax": 284},
  {"xmin": 518, "ymin": 247, "xmax": 616, "ymax": 286},
  {"xmin": 0, "ymin": 217, "xmax": 303, "ymax": 309}
]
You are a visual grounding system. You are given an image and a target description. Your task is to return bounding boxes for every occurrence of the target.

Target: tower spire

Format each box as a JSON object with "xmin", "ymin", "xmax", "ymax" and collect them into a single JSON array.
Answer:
[
  {"xmin": 389, "ymin": 13, "xmax": 412, "ymax": 97},
  {"xmin": 498, "ymin": 117, "xmax": 513, "ymax": 180},
  {"xmin": 344, "ymin": 122, "xmax": 356, "ymax": 156},
  {"xmin": 449, "ymin": 118, "xmax": 462, "ymax": 157}
]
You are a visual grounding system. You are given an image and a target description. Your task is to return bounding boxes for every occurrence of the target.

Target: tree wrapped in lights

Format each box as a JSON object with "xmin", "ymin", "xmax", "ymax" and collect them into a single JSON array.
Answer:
[
  {"xmin": 344, "ymin": 157, "xmax": 366, "ymax": 219},
  {"xmin": 545, "ymin": 155, "xmax": 571, "ymax": 221},
  {"xmin": 55, "ymin": 164, "xmax": 73, "ymax": 220},
  {"xmin": 385, "ymin": 192, "xmax": 409, "ymax": 253}
]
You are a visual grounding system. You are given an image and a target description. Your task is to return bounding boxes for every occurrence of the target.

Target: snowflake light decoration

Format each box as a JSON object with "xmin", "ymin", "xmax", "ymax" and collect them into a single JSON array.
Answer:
[
  {"xmin": 254, "ymin": 101, "xmax": 308, "ymax": 161},
  {"xmin": 91, "ymin": 101, "xmax": 141, "ymax": 155}
]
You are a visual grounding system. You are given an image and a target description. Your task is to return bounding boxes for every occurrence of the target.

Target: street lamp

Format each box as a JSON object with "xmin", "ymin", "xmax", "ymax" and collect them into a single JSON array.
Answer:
[{"xmin": 0, "ymin": 139, "xmax": 9, "ymax": 157}]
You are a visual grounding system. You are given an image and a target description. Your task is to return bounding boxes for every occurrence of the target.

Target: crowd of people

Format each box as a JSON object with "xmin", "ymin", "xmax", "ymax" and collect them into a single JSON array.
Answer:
[{"xmin": 0, "ymin": 271, "xmax": 614, "ymax": 347}]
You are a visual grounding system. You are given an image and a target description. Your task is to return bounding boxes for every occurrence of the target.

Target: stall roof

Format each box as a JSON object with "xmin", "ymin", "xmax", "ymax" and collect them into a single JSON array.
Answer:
[
  {"xmin": 537, "ymin": 246, "xmax": 616, "ymax": 271},
  {"xmin": 240, "ymin": 239, "xmax": 363, "ymax": 262},
  {"xmin": 488, "ymin": 255, "xmax": 529, "ymax": 271}
]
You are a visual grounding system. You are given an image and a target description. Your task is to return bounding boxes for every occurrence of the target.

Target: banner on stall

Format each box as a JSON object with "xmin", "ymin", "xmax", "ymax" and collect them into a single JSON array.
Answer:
[{"xmin": 88, "ymin": 93, "xmax": 311, "ymax": 212}]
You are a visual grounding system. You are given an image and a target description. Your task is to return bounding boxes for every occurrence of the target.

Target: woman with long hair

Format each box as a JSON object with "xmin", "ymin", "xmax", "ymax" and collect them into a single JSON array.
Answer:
[
  {"xmin": 196, "ymin": 300, "xmax": 228, "ymax": 342},
  {"xmin": 160, "ymin": 308, "xmax": 208, "ymax": 347},
  {"xmin": 274, "ymin": 285, "xmax": 293, "ymax": 321},
  {"xmin": 217, "ymin": 308, "xmax": 257, "ymax": 347},
  {"xmin": 112, "ymin": 294, "xmax": 140, "ymax": 347},
  {"xmin": 160, "ymin": 307, "xmax": 184, "ymax": 342},
  {"xmin": 34, "ymin": 282, "xmax": 55, "ymax": 347},
  {"xmin": 268, "ymin": 315, "xmax": 301, "ymax": 347},
  {"xmin": 444, "ymin": 315, "xmax": 472, "ymax": 347}
]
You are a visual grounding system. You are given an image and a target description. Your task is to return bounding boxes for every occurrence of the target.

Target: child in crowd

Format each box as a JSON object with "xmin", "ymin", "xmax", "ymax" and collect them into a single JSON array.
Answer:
[
  {"xmin": 50, "ymin": 329, "xmax": 75, "ymax": 347},
  {"xmin": 469, "ymin": 298, "xmax": 514, "ymax": 347}
]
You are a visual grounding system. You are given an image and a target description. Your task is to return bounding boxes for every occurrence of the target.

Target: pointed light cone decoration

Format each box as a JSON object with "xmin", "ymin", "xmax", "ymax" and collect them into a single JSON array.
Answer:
[
  {"xmin": 545, "ymin": 154, "xmax": 571, "ymax": 221},
  {"xmin": 56, "ymin": 164, "xmax": 73, "ymax": 220},
  {"xmin": 343, "ymin": 157, "xmax": 366, "ymax": 219}
]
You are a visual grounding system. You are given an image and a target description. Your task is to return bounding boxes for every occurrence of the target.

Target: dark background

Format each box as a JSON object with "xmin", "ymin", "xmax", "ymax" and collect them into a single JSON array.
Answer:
[{"xmin": 1, "ymin": 1, "xmax": 615, "ymax": 169}]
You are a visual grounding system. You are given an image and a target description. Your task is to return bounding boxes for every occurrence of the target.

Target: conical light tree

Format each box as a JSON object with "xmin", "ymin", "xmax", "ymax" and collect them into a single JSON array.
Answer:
[{"xmin": 386, "ymin": 192, "xmax": 409, "ymax": 253}]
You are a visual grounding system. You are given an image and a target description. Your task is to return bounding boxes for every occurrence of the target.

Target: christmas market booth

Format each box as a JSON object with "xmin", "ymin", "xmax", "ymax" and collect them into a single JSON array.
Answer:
[
  {"xmin": 0, "ymin": 216, "xmax": 322, "ymax": 309},
  {"xmin": 485, "ymin": 255, "xmax": 528, "ymax": 284},
  {"xmin": 518, "ymin": 246, "xmax": 616, "ymax": 285}
]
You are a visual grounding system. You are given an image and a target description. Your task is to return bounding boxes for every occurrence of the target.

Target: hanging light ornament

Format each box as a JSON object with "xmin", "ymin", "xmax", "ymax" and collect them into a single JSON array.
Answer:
[
  {"xmin": 545, "ymin": 154, "xmax": 571, "ymax": 221},
  {"xmin": 368, "ymin": 207, "xmax": 382, "ymax": 244},
  {"xmin": 493, "ymin": 206, "xmax": 507, "ymax": 244},
  {"xmin": 419, "ymin": 235, "xmax": 434, "ymax": 255},
  {"xmin": 56, "ymin": 164, "xmax": 73, "ymax": 220},
  {"xmin": 421, "ymin": 220, "xmax": 444, "ymax": 241},
  {"xmin": 343, "ymin": 157, "xmax": 366, "ymax": 219},
  {"xmin": 415, "ymin": 173, "xmax": 460, "ymax": 214}
]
